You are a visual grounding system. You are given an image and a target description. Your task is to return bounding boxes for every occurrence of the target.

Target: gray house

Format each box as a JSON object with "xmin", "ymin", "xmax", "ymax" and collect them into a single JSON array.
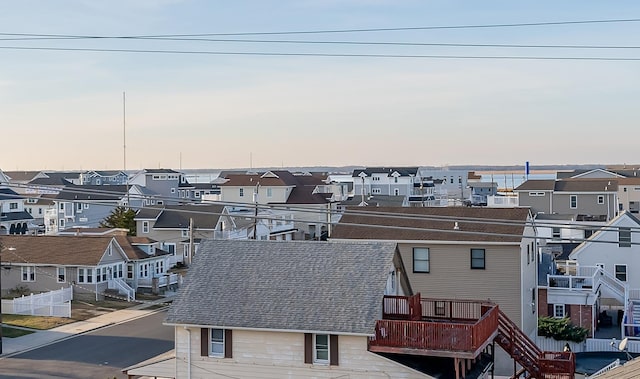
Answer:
[
  {"xmin": 80, "ymin": 170, "xmax": 129, "ymax": 186},
  {"xmin": 129, "ymin": 169, "xmax": 191, "ymax": 204},
  {"xmin": 515, "ymin": 179, "xmax": 618, "ymax": 220},
  {"xmin": 135, "ymin": 204, "xmax": 224, "ymax": 265}
]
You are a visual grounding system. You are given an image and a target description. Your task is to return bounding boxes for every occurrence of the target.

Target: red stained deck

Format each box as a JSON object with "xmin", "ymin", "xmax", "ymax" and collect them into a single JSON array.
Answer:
[{"xmin": 368, "ymin": 294, "xmax": 499, "ymax": 359}]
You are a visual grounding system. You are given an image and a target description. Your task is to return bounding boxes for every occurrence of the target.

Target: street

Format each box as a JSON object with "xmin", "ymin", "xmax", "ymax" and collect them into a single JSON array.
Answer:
[{"xmin": 0, "ymin": 310, "xmax": 173, "ymax": 379}]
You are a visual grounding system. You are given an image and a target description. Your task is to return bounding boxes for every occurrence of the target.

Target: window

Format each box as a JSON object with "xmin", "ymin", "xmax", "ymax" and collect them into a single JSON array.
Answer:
[
  {"xmin": 471, "ymin": 249, "xmax": 486, "ymax": 269},
  {"xmin": 372, "ymin": 188, "xmax": 382, "ymax": 194},
  {"xmin": 393, "ymin": 188, "xmax": 400, "ymax": 196},
  {"xmin": 60, "ymin": 203, "xmax": 64, "ymax": 210},
  {"xmin": 413, "ymin": 247, "xmax": 430, "ymax": 273},
  {"xmin": 552, "ymin": 227, "xmax": 561, "ymax": 239},
  {"xmin": 76, "ymin": 203, "xmax": 83, "ymax": 212},
  {"xmin": 127, "ymin": 264, "xmax": 134, "ymax": 280},
  {"xmin": 619, "ymin": 227, "xmax": 631, "ymax": 247},
  {"xmin": 435, "ymin": 301, "xmax": 446, "ymax": 316},
  {"xmin": 59, "ymin": 219, "xmax": 65, "ymax": 228},
  {"xmin": 266, "ymin": 187, "xmax": 273, "ymax": 197},
  {"xmin": 553, "ymin": 304, "xmax": 565, "ymax": 318},
  {"xmin": 181, "ymin": 229, "xmax": 189, "ymax": 238},
  {"xmin": 372, "ymin": 176, "xmax": 380, "ymax": 181},
  {"xmin": 615, "ymin": 265, "xmax": 627, "ymax": 281},
  {"xmin": 142, "ymin": 221, "xmax": 149, "ymax": 234},
  {"xmin": 239, "ymin": 188, "xmax": 244, "ymax": 197},
  {"xmin": 584, "ymin": 229, "xmax": 594, "ymax": 239},
  {"xmin": 21, "ymin": 266, "xmax": 36, "ymax": 282},
  {"xmin": 394, "ymin": 177, "xmax": 398, "ymax": 183},
  {"xmin": 164, "ymin": 243, "xmax": 176, "ymax": 255},
  {"xmin": 38, "ymin": 208, "xmax": 42, "ymax": 215},
  {"xmin": 183, "ymin": 244, "xmax": 190, "ymax": 257},
  {"xmin": 570, "ymin": 195, "xmax": 577, "ymax": 209},
  {"xmin": 170, "ymin": 187, "xmax": 176, "ymax": 194},
  {"xmin": 57, "ymin": 267, "xmax": 66, "ymax": 283},
  {"xmin": 529, "ymin": 192, "xmax": 545, "ymax": 197},
  {"xmin": 597, "ymin": 195, "xmax": 605, "ymax": 204},
  {"xmin": 9, "ymin": 202, "xmax": 18, "ymax": 210},
  {"xmin": 314, "ymin": 334, "xmax": 329, "ymax": 364},
  {"xmin": 210, "ymin": 328, "xmax": 225, "ymax": 357}
]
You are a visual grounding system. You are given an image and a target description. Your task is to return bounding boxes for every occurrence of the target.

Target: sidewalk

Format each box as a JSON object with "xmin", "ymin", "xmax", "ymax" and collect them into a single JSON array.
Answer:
[{"xmin": 1, "ymin": 293, "xmax": 175, "ymax": 357}]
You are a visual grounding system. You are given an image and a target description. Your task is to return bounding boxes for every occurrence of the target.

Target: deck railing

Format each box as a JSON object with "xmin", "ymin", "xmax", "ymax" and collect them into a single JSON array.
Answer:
[
  {"xmin": 370, "ymin": 296, "xmax": 498, "ymax": 352},
  {"xmin": 539, "ymin": 351, "xmax": 576, "ymax": 378}
]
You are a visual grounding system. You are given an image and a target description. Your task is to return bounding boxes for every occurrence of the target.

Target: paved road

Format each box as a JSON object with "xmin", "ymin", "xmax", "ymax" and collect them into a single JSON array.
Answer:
[{"xmin": 0, "ymin": 310, "xmax": 173, "ymax": 379}]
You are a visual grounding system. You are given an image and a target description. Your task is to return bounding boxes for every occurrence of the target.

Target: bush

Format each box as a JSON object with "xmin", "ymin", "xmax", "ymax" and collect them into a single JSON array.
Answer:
[
  {"xmin": 7, "ymin": 285, "xmax": 31, "ymax": 298},
  {"xmin": 538, "ymin": 316, "xmax": 588, "ymax": 343}
]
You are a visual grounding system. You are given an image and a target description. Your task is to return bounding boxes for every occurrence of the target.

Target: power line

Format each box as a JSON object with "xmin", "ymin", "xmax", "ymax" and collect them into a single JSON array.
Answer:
[
  {"xmin": 3, "ymin": 35, "xmax": 640, "ymax": 50},
  {"xmin": 1, "ymin": 45, "xmax": 639, "ymax": 61}
]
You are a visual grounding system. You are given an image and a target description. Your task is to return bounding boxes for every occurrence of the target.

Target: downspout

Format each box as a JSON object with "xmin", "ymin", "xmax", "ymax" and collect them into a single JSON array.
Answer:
[{"xmin": 185, "ymin": 326, "xmax": 191, "ymax": 379}]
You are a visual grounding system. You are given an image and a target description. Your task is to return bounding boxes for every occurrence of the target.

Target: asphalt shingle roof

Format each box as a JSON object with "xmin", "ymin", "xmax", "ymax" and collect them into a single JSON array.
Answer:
[
  {"xmin": 152, "ymin": 204, "xmax": 224, "ymax": 229},
  {"xmin": 352, "ymin": 167, "xmax": 419, "ymax": 178},
  {"xmin": 165, "ymin": 239, "xmax": 398, "ymax": 335},
  {"xmin": 331, "ymin": 206, "xmax": 530, "ymax": 243},
  {"xmin": 0, "ymin": 236, "xmax": 114, "ymax": 265}
]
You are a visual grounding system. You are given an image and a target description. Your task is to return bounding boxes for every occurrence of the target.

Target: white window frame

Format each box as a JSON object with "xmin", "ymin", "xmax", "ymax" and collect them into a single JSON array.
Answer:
[
  {"xmin": 266, "ymin": 187, "xmax": 273, "ymax": 198},
  {"xmin": 372, "ymin": 188, "xmax": 382, "ymax": 194},
  {"xmin": 239, "ymin": 188, "xmax": 244, "ymax": 197},
  {"xmin": 57, "ymin": 267, "xmax": 66, "ymax": 283},
  {"xmin": 529, "ymin": 192, "xmax": 545, "ymax": 197},
  {"xmin": 142, "ymin": 221, "xmax": 149, "ymax": 234},
  {"xmin": 597, "ymin": 195, "xmax": 605, "ymax": 204},
  {"xmin": 9, "ymin": 202, "xmax": 18, "ymax": 210},
  {"xmin": 181, "ymin": 229, "xmax": 189, "ymax": 238},
  {"xmin": 615, "ymin": 264, "xmax": 628, "ymax": 282},
  {"xmin": 553, "ymin": 304, "xmax": 566, "ymax": 318},
  {"xmin": 210, "ymin": 328, "xmax": 225, "ymax": 357},
  {"xmin": 413, "ymin": 247, "xmax": 430, "ymax": 273},
  {"xmin": 21, "ymin": 266, "xmax": 36, "ymax": 282},
  {"xmin": 570, "ymin": 195, "xmax": 577, "ymax": 209},
  {"xmin": 619, "ymin": 227, "xmax": 632, "ymax": 247},
  {"xmin": 313, "ymin": 334, "xmax": 330, "ymax": 365}
]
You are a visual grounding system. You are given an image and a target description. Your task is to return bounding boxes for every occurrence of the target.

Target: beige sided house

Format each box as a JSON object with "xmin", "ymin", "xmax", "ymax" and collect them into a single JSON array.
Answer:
[{"xmin": 330, "ymin": 207, "xmax": 539, "ymax": 375}]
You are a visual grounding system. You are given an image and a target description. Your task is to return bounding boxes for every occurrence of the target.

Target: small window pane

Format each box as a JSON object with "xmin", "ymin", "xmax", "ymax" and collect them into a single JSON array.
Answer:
[
  {"xmin": 471, "ymin": 249, "xmax": 486, "ymax": 269},
  {"xmin": 413, "ymin": 248, "xmax": 430, "ymax": 273},
  {"xmin": 315, "ymin": 334, "xmax": 329, "ymax": 362},
  {"xmin": 211, "ymin": 329, "xmax": 225, "ymax": 356}
]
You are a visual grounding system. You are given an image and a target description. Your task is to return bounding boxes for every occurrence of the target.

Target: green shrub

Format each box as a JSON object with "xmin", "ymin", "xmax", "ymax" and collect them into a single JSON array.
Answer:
[{"xmin": 538, "ymin": 316, "xmax": 588, "ymax": 343}]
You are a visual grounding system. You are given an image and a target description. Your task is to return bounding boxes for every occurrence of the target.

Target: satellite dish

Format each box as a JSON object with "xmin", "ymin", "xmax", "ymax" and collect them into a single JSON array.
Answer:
[{"xmin": 619, "ymin": 337, "xmax": 629, "ymax": 352}]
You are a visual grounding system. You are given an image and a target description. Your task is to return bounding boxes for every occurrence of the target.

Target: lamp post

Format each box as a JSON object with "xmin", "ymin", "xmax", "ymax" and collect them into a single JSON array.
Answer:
[{"xmin": 0, "ymin": 244, "xmax": 16, "ymax": 355}]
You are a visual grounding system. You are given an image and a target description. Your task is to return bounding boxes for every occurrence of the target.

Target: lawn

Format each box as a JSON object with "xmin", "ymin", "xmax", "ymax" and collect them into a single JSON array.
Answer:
[
  {"xmin": 1, "ymin": 314, "xmax": 76, "ymax": 330},
  {"xmin": 1, "ymin": 325, "xmax": 34, "ymax": 338}
]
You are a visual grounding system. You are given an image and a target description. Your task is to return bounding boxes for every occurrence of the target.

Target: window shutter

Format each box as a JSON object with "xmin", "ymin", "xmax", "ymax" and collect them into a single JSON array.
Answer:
[
  {"xmin": 200, "ymin": 328, "xmax": 209, "ymax": 357},
  {"xmin": 548, "ymin": 305, "xmax": 553, "ymax": 317},
  {"xmin": 224, "ymin": 329, "xmax": 233, "ymax": 358},
  {"xmin": 304, "ymin": 333, "xmax": 312, "ymax": 364},
  {"xmin": 565, "ymin": 305, "xmax": 571, "ymax": 318},
  {"xmin": 329, "ymin": 335, "xmax": 339, "ymax": 366}
]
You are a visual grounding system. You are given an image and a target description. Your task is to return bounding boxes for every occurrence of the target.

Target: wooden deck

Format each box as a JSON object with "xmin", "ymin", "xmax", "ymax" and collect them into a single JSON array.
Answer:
[{"xmin": 368, "ymin": 295, "xmax": 499, "ymax": 359}]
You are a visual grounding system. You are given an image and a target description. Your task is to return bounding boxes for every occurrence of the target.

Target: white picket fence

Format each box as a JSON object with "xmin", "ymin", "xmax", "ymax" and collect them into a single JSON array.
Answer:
[{"xmin": 1, "ymin": 287, "xmax": 73, "ymax": 318}]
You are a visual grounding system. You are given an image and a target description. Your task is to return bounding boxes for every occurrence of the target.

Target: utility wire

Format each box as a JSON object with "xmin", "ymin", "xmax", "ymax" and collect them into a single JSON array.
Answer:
[
  {"xmin": 2, "ymin": 36, "xmax": 640, "ymax": 50},
  {"xmin": 1, "ymin": 45, "xmax": 639, "ymax": 61}
]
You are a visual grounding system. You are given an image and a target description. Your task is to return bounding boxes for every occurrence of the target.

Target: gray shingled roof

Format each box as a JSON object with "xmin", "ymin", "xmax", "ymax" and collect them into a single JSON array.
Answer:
[{"xmin": 165, "ymin": 239, "xmax": 398, "ymax": 335}]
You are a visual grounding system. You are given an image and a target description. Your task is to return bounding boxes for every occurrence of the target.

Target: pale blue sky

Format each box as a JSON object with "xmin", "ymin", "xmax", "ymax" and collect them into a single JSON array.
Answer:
[{"xmin": 1, "ymin": 1, "xmax": 639, "ymax": 170}]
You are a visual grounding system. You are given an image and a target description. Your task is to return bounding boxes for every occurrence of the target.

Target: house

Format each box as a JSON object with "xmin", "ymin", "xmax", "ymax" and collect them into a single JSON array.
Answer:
[
  {"xmin": 213, "ymin": 206, "xmax": 296, "ymax": 241},
  {"xmin": 0, "ymin": 187, "xmax": 34, "ymax": 235},
  {"xmin": 353, "ymin": 167, "xmax": 418, "ymax": 198},
  {"xmin": 0, "ymin": 234, "xmax": 176, "ymax": 300},
  {"xmin": 616, "ymin": 177, "xmax": 640, "ymax": 214},
  {"xmin": 135, "ymin": 204, "xmax": 224, "ymax": 265},
  {"xmin": 330, "ymin": 206, "xmax": 540, "ymax": 376},
  {"xmin": 220, "ymin": 171, "xmax": 336, "ymax": 239},
  {"xmin": 0, "ymin": 235, "xmax": 129, "ymax": 300},
  {"xmin": 468, "ymin": 181, "xmax": 498, "ymax": 206},
  {"xmin": 128, "ymin": 169, "xmax": 190, "ymax": 204},
  {"xmin": 126, "ymin": 239, "xmax": 574, "ymax": 379},
  {"xmin": 539, "ymin": 211, "xmax": 640, "ymax": 340},
  {"xmin": 43, "ymin": 185, "xmax": 128, "ymax": 234},
  {"xmin": 419, "ymin": 167, "xmax": 471, "ymax": 201},
  {"xmin": 515, "ymin": 179, "xmax": 618, "ymax": 221},
  {"xmin": 79, "ymin": 170, "xmax": 129, "ymax": 186}
]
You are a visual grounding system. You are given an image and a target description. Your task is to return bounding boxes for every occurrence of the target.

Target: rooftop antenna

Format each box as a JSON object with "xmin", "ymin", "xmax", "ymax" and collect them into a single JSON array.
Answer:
[{"xmin": 123, "ymin": 91, "xmax": 130, "ymax": 209}]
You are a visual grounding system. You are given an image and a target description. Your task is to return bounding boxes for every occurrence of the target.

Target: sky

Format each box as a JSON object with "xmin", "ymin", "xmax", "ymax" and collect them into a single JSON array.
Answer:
[{"xmin": 1, "ymin": 1, "xmax": 639, "ymax": 171}]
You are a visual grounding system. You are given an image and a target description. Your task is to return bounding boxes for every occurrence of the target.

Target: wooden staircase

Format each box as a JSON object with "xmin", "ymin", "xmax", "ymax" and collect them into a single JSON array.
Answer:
[{"xmin": 495, "ymin": 309, "xmax": 575, "ymax": 379}]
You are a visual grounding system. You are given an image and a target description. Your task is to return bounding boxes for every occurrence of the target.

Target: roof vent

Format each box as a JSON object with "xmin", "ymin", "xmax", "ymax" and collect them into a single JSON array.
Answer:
[{"xmin": 453, "ymin": 222, "xmax": 460, "ymax": 230}]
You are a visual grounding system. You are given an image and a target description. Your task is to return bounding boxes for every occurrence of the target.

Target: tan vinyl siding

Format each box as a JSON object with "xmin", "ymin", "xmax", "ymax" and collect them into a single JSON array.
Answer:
[
  {"xmin": 398, "ymin": 242, "xmax": 523, "ymax": 328},
  {"xmin": 175, "ymin": 328, "xmax": 433, "ymax": 379}
]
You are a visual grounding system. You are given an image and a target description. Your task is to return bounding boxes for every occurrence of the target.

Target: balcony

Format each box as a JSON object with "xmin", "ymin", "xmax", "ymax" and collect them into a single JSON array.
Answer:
[{"xmin": 368, "ymin": 295, "xmax": 499, "ymax": 359}]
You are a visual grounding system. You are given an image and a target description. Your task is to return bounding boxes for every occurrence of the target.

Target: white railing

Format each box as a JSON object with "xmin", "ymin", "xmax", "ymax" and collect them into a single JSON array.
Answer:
[
  {"xmin": 108, "ymin": 277, "xmax": 135, "ymax": 301},
  {"xmin": 487, "ymin": 195, "xmax": 519, "ymax": 207},
  {"xmin": 137, "ymin": 273, "xmax": 179, "ymax": 288},
  {"xmin": 548, "ymin": 266, "xmax": 627, "ymax": 304},
  {"xmin": 629, "ymin": 289, "xmax": 640, "ymax": 300},
  {"xmin": 1, "ymin": 287, "xmax": 72, "ymax": 317},
  {"xmin": 587, "ymin": 337, "xmax": 640, "ymax": 352},
  {"xmin": 586, "ymin": 359, "xmax": 621, "ymax": 378},
  {"xmin": 547, "ymin": 274, "xmax": 594, "ymax": 290},
  {"xmin": 536, "ymin": 337, "xmax": 585, "ymax": 353}
]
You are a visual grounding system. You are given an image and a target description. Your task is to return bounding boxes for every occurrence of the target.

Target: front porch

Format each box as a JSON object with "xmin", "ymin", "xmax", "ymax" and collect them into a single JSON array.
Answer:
[
  {"xmin": 136, "ymin": 273, "xmax": 181, "ymax": 293},
  {"xmin": 368, "ymin": 295, "xmax": 498, "ymax": 359}
]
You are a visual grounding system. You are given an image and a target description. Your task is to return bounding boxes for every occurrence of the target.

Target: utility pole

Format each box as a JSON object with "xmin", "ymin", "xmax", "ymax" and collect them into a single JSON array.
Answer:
[
  {"xmin": 252, "ymin": 183, "xmax": 260, "ymax": 239},
  {"xmin": 188, "ymin": 217, "xmax": 194, "ymax": 265},
  {"xmin": 123, "ymin": 91, "xmax": 130, "ymax": 209}
]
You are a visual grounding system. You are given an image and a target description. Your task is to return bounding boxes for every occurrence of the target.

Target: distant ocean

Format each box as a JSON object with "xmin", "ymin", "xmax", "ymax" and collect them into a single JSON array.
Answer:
[{"xmin": 479, "ymin": 171, "xmax": 557, "ymax": 190}]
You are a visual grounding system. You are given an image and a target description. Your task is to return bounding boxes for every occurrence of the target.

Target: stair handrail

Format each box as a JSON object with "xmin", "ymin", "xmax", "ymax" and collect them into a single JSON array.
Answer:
[{"xmin": 496, "ymin": 309, "xmax": 542, "ymax": 376}]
